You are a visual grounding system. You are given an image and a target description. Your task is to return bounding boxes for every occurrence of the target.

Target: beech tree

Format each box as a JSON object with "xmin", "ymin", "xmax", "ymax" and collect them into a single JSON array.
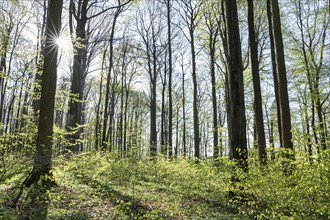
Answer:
[
  {"xmin": 290, "ymin": 0, "xmax": 329, "ymax": 152},
  {"xmin": 25, "ymin": 0, "xmax": 63, "ymax": 186},
  {"xmin": 270, "ymin": 0, "xmax": 294, "ymax": 161},
  {"xmin": 68, "ymin": 0, "xmax": 133, "ymax": 152},
  {"xmin": 177, "ymin": 0, "xmax": 205, "ymax": 159},
  {"xmin": 247, "ymin": 0, "xmax": 267, "ymax": 163},
  {"xmin": 136, "ymin": 0, "xmax": 166, "ymax": 156},
  {"xmin": 101, "ymin": 0, "xmax": 132, "ymax": 151},
  {"xmin": 224, "ymin": 0, "xmax": 248, "ymax": 170},
  {"xmin": 201, "ymin": 0, "xmax": 220, "ymax": 159}
]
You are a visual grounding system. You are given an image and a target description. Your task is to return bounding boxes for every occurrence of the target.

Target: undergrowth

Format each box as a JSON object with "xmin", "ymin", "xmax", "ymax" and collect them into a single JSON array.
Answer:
[{"xmin": 0, "ymin": 150, "xmax": 329, "ymax": 219}]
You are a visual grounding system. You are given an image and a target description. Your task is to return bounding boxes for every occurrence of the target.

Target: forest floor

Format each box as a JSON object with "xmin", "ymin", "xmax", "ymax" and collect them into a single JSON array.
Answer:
[{"xmin": 1, "ymin": 151, "xmax": 329, "ymax": 219}]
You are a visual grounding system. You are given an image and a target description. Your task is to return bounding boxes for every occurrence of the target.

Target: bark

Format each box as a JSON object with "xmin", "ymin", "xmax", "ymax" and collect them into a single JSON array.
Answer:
[
  {"xmin": 160, "ymin": 55, "xmax": 167, "ymax": 154},
  {"xmin": 181, "ymin": 63, "xmax": 186, "ymax": 157},
  {"xmin": 25, "ymin": 0, "xmax": 63, "ymax": 186},
  {"xmin": 266, "ymin": 0, "xmax": 282, "ymax": 148},
  {"xmin": 210, "ymin": 44, "xmax": 219, "ymax": 159},
  {"xmin": 166, "ymin": 0, "xmax": 173, "ymax": 158},
  {"xmin": 303, "ymin": 100, "xmax": 313, "ymax": 157},
  {"xmin": 94, "ymin": 49, "xmax": 107, "ymax": 150},
  {"xmin": 66, "ymin": 0, "xmax": 88, "ymax": 152},
  {"xmin": 32, "ymin": 0, "xmax": 47, "ymax": 118},
  {"xmin": 175, "ymin": 104, "xmax": 179, "ymax": 156},
  {"xmin": 247, "ymin": 0, "xmax": 267, "ymax": 164},
  {"xmin": 123, "ymin": 87, "xmax": 129, "ymax": 154},
  {"xmin": 101, "ymin": 9, "xmax": 121, "ymax": 151},
  {"xmin": 190, "ymin": 27, "xmax": 200, "ymax": 159},
  {"xmin": 203, "ymin": 3, "xmax": 220, "ymax": 159},
  {"xmin": 178, "ymin": 0, "xmax": 203, "ymax": 159},
  {"xmin": 224, "ymin": 0, "xmax": 248, "ymax": 170},
  {"xmin": 0, "ymin": 23, "xmax": 12, "ymax": 125},
  {"xmin": 271, "ymin": 0, "xmax": 294, "ymax": 157},
  {"xmin": 149, "ymin": 52, "xmax": 157, "ymax": 156}
]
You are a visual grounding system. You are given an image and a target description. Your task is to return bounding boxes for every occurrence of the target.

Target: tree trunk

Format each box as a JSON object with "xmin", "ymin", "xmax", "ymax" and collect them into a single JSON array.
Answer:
[
  {"xmin": 25, "ymin": 0, "xmax": 63, "ymax": 186},
  {"xmin": 190, "ymin": 29, "xmax": 200, "ymax": 160},
  {"xmin": 224, "ymin": 0, "xmax": 248, "ymax": 171},
  {"xmin": 209, "ymin": 30, "xmax": 219, "ymax": 159},
  {"xmin": 166, "ymin": 0, "xmax": 173, "ymax": 158},
  {"xmin": 67, "ymin": 0, "xmax": 89, "ymax": 153},
  {"xmin": 160, "ymin": 59, "xmax": 167, "ymax": 154},
  {"xmin": 247, "ymin": 0, "xmax": 267, "ymax": 164},
  {"xmin": 181, "ymin": 64, "xmax": 186, "ymax": 157},
  {"xmin": 0, "ymin": 25, "xmax": 12, "ymax": 125},
  {"xmin": 271, "ymin": 0, "xmax": 294, "ymax": 158},
  {"xmin": 149, "ymin": 58, "xmax": 157, "ymax": 156},
  {"xmin": 94, "ymin": 50, "xmax": 107, "ymax": 150},
  {"xmin": 266, "ymin": 0, "xmax": 283, "ymax": 149},
  {"xmin": 102, "ymin": 10, "xmax": 120, "ymax": 151}
]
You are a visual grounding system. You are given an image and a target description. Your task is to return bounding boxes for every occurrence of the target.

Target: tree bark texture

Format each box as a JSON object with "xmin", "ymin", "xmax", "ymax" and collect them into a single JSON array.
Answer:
[
  {"xmin": 224, "ymin": 0, "xmax": 248, "ymax": 170},
  {"xmin": 247, "ymin": 0, "xmax": 267, "ymax": 163},
  {"xmin": 26, "ymin": 0, "xmax": 63, "ymax": 186}
]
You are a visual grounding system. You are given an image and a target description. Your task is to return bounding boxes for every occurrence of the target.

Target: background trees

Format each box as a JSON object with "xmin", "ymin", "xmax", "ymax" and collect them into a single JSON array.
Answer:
[
  {"xmin": 0, "ymin": 0, "xmax": 328, "ymax": 171},
  {"xmin": 0, "ymin": 0, "xmax": 329, "ymax": 218}
]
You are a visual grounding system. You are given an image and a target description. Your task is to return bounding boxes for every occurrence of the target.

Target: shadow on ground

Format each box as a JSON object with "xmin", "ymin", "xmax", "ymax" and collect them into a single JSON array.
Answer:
[{"xmin": 72, "ymin": 171, "xmax": 156, "ymax": 218}]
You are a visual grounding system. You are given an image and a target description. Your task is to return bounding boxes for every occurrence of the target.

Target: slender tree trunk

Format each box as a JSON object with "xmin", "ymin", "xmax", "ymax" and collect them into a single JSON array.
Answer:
[
  {"xmin": 102, "ymin": 11, "xmax": 120, "ymax": 151},
  {"xmin": 303, "ymin": 101, "xmax": 313, "ymax": 157},
  {"xmin": 247, "ymin": 0, "xmax": 267, "ymax": 164},
  {"xmin": 149, "ymin": 68, "xmax": 157, "ymax": 156},
  {"xmin": 210, "ymin": 33, "xmax": 219, "ymax": 159},
  {"xmin": 149, "ymin": 25, "xmax": 158, "ymax": 157},
  {"xmin": 123, "ymin": 88, "xmax": 129, "ymax": 154},
  {"xmin": 266, "ymin": 0, "xmax": 283, "ymax": 148},
  {"xmin": 190, "ymin": 30, "xmax": 200, "ymax": 159},
  {"xmin": 166, "ymin": 0, "xmax": 173, "ymax": 158},
  {"xmin": 175, "ymin": 104, "xmax": 179, "ymax": 156},
  {"xmin": 0, "ymin": 26, "xmax": 12, "ymax": 125},
  {"xmin": 160, "ymin": 61, "xmax": 167, "ymax": 154},
  {"xmin": 94, "ymin": 50, "xmax": 107, "ymax": 150},
  {"xmin": 5, "ymin": 80, "xmax": 18, "ymax": 134},
  {"xmin": 271, "ymin": 0, "xmax": 294, "ymax": 158},
  {"xmin": 181, "ymin": 65, "xmax": 186, "ymax": 157},
  {"xmin": 118, "ymin": 72, "xmax": 125, "ymax": 154}
]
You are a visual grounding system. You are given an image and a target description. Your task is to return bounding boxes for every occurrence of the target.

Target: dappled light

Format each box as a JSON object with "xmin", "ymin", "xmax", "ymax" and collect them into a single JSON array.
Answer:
[{"xmin": 0, "ymin": 0, "xmax": 329, "ymax": 219}]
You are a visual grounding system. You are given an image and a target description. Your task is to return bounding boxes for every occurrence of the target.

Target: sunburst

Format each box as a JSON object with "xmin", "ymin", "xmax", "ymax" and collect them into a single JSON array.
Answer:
[{"xmin": 56, "ymin": 33, "xmax": 72, "ymax": 54}]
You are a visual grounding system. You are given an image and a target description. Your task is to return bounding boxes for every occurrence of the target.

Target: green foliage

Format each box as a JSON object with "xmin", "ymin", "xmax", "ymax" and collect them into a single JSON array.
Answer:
[
  {"xmin": 1, "ymin": 151, "xmax": 329, "ymax": 219},
  {"xmin": 231, "ymin": 150, "xmax": 330, "ymax": 219},
  {"xmin": 51, "ymin": 153, "xmax": 242, "ymax": 219}
]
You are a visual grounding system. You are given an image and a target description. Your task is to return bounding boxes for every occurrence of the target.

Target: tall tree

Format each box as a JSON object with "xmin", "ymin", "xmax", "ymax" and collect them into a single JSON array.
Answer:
[
  {"xmin": 271, "ymin": 0, "xmax": 294, "ymax": 158},
  {"xmin": 165, "ymin": 0, "xmax": 173, "ymax": 157},
  {"xmin": 292, "ymin": 0, "xmax": 329, "ymax": 152},
  {"xmin": 68, "ymin": 0, "xmax": 132, "ymax": 152},
  {"xmin": 25, "ymin": 0, "xmax": 63, "ymax": 185},
  {"xmin": 177, "ymin": 0, "xmax": 204, "ymax": 159},
  {"xmin": 136, "ymin": 1, "xmax": 165, "ymax": 156},
  {"xmin": 101, "ymin": 1, "xmax": 131, "ymax": 151},
  {"xmin": 202, "ymin": 0, "xmax": 220, "ymax": 159},
  {"xmin": 66, "ymin": 0, "xmax": 89, "ymax": 152},
  {"xmin": 266, "ymin": 0, "xmax": 282, "ymax": 148},
  {"xmin": 224, "ymin": 0, "xmax": 248, "ymax": 170},
  {"xmin": 0, "ymin": 7, "xmax": 14, "ymax": 125},
  {"xmin": 247, "ymin": 0, "xmax": 267, "ymax": 163}
]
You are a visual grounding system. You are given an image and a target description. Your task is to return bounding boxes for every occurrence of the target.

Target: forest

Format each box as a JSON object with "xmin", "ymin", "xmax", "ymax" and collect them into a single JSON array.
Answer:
[{"xmin": 0, "ymin": 0, "xmax": 329, "ymax": 219}]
